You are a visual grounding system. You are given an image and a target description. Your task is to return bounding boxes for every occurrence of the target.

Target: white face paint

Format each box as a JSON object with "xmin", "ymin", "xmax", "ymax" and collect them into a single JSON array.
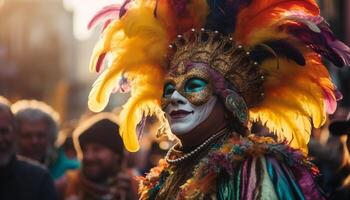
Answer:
[{"xmin": 164, "ymin": 91, "xmax": 217, "ymax": 135}]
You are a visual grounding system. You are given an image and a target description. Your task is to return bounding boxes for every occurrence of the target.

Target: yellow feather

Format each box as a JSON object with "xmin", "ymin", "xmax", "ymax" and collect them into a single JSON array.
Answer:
[
  {"xmin": 118, "ymin": 65, "xmax": 167, "ymax": 152},
  {"xmin": 89, "ymin": 21, "xmax": 122, "ymax": 72},
  {"xmin": 87, "ymin": 0, "xmax": 338, "ymax": 155},
  {"xmin": 88, "ymin": 67, "xmax": 121, "ymax": 112},
  {"xmin": 89, "ymin": 1, "xmax": 169, "ymax": 151},
  {"xmin": 250, "ymin": 54, "xmax": 331, "ymax": 154}
]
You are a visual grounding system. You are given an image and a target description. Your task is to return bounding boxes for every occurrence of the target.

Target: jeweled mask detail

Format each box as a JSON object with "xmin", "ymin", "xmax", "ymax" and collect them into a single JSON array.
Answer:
[
  {"xmin": 161, "ymin": 63, "xmax": 218, "ymax": 135},
  {"xmin": 167, "ymin": 29, "xmax": 264, "ymax": 107},
  {"xmin": 163, "ymin": 62, "xmax": 214, "ymax": 107}
]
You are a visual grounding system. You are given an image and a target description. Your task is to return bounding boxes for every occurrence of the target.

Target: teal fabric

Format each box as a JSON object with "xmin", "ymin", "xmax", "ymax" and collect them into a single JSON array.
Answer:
[
  {"xmin": 232, "ymin": 163, "xmax": 242, "ymax": 200},
  {"xmin": 217, "ymin": 171, "xmax": 235, "ymax": 200},
  {"xmin": 259, "ymin": 158, "xmax": 279, "ymax": 199},
  {"xmin": 49, "ymin": 148, "xmax": 80, "ymax": 179},
  {"xmin": 265, "ymin": 157, "xmax": 305, "ymax": 200},
  {"xmin": 216, "ymin": 156, "xmax": 311, "ymax": 200}
]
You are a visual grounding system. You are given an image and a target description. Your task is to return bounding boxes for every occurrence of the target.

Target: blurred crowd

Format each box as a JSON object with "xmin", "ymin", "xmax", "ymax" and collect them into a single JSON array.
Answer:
[
  {"xmin": 0, "ymin": 94, "xmax": 349, "ymax": 200},
  {"xmin": 0, "ymin": 96, "xmax": 168, "ymax": 200}
]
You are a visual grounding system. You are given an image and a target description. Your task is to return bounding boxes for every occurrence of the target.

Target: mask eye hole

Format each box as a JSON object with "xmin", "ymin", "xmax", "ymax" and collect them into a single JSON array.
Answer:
[
  {"xmin": 184, "ymin": 78, "xmax": 207, "ymax": 93},
  {"xmin": 163, "ymin": 83, "xmax": 175, "ymax": 98}
]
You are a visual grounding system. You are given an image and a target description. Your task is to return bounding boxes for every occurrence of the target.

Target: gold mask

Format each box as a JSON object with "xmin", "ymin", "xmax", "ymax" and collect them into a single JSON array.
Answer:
[
  {"xmin": 166, "ymin": 29, "xmax": 264, "ymax": 107},
  {"xmin": 162, "ymin": 62, "xmax": 214, "ymax": 107}
]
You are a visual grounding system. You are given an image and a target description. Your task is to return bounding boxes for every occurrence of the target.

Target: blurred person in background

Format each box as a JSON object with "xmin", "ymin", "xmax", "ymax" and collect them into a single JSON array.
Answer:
[
  {"xmin": 328, "ymin": 117, "xmax": 350, "ymax": 200},
  {"xmin": 56, "ymin": 113, "xmax": 138, "ymax": 200},
  {"xmin": 56, "ymin": 120, "xmax": 79, "ymax": 160},
  {"xmin": 11, "ymin": 99, "xmax": 79, "ymax": 179},
  {"xmin": 141, "ymin": 141, "xmax": 168, "ymax": 174},
  {"xmin": 54, "ymin": 120, "xmax": 81, "ymax": 179},
  {"xmin": 0, "ymin": 96, "xmax": 58, "ymax": 200},
  {"xmin": 309, "ymin": 108, "xmax": 350, "ymax": 199},
  {"xmin": 0, "ymin": 97, "xmax": 14, "ymax": 167}
]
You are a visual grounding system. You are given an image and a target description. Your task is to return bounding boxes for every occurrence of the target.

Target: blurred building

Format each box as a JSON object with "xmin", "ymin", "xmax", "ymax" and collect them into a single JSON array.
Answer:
[
  {"xmin": 0, "ymin": 0, "xmax": 128, "ymax": 121},
  {"xmin": 0, "ymin": 0, "xmax": 75, "ymax": 119}
]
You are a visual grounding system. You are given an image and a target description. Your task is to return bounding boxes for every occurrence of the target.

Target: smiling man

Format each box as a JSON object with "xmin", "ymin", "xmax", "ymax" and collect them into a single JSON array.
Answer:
[{"xmin": 56, "ymin": 113, "xmax": 138, "ymax": 200}]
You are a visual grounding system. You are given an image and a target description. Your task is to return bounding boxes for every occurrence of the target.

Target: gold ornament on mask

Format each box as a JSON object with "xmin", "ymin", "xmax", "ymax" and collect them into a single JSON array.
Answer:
[
  {"xmin": 168, "ymin": 29, "xmax": 264, "ymax": 107},
  {"xmin": 163, "ymin": 64, "xmax": 214, "ymax": 107}
]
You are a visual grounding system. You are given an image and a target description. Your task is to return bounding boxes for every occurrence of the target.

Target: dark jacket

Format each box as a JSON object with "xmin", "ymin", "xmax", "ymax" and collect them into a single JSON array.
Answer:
[{"xmin": 0, "ymin": 155, "xmax": 58, "ymax": 200}]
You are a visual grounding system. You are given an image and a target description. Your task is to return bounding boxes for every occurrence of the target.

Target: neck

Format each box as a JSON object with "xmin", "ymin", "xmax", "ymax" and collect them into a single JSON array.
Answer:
[{"xmin": 176, "ymin": 102, "xmax": 228, "ymax": 151}]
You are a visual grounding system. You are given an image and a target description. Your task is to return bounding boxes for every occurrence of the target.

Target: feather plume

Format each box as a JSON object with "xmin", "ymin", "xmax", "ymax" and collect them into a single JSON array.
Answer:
[
  {"xmin": 95, "ymin": 53, "xmax": 106, "ymax": 73},
  {"xmin": 235, "ymin": 0, "xmax": 320, "ymax": 43},
  {"xmin": 251, "ymin": 39, "xmax": 306, "ymax": 66},
  {"xmin": 250, "ymin": 54, "xmax": 333, "ymax": 153},
  {"xmin": 88, "ymin": 20, "xmax": 122, "ymax": 72},
  {"xmin": 88, "ymin": 0, "xmax": 345, "ymax": 154},
  {"xmin": 282, "ymin": 22, "xmax": 350, "ymax": 67},
  {"xmin": 89, "ymin": 67, "xmax": 121, "ymax": 112},
  {"xmin": 233, "ymin": 0, "xmax": 341, "ymax": 153},
  {"xmin": 88, "ymin": 4, "xmax": 121, "ymax": 30},
  {"xmin": 87, "ymin": 0, "xmax": 131, "ymax": 31},
  {"xmin": 205, "ymin": 0, "xmax": 252, "ymax": 34},
  {"xmin": 118, "ymin": 65, "xmax": 171, "ymax": 152},
  {"xmin": 155, "ymin": 0, "xmax": 209, "ymax": 38},
  {"xmin": 88, "ymin": 1, "xmax": 170, "ymax": 151}
]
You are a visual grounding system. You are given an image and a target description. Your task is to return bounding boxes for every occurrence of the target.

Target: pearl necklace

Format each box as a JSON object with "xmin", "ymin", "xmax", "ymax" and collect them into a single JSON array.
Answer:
[{"xmin": 165, "ymin": 128, "xmax": 228, "ymax": 164}]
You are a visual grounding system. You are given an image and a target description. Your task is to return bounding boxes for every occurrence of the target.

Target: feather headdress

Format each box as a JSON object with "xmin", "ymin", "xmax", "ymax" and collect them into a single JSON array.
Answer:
[{"xmin": 88, "ymin": 0, "xmax": 349, "ymax": 153}]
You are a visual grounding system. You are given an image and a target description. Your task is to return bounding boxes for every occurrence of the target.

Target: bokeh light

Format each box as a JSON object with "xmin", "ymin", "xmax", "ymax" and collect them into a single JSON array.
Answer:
[{"xmin": 63, "ymin": 0, "xmax": 123, "ymax": 41}]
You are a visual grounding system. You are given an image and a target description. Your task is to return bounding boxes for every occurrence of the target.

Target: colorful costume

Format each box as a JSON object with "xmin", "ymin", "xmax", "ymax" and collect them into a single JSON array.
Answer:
[{"xmin": 87, "ymin": 0, "xmax": 350, "ymax": 199}]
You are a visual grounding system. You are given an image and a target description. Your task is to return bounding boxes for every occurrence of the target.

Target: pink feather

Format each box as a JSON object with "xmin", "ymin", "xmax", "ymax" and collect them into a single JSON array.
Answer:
[
  {"xmin": 323, "ymin": 89, "xmax": 337, "ymax": 114},
  {"xmin": 102, "ymin": 19, "xmax": 113, "ymax": 30},
  {"xmin": 281, "ymin": 14, "xmax": 350, "ymax": 67},
  {"xmin": 87, "ymin": 5, "xmax": 121, "ymax": 30},
  {"xmin": 95, "ymin": 53, "xmax": 106, "ymax": 73},
  {"xmin": 87, "ymin": 0, "xmax": 131, "ymax": 30}
]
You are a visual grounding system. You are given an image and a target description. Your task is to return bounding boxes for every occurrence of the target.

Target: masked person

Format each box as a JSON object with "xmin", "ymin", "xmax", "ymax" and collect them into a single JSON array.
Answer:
[
  {"xmin": 56, "ymin": 113, "xmax": 138, "ymax": 200},
  {"xmin": 87, "ymin": 0, "xmax": 350, "ymax": 199},
  {"xmin": 0, "ymin": 97, "xmax": 58, "ymax": 200}
]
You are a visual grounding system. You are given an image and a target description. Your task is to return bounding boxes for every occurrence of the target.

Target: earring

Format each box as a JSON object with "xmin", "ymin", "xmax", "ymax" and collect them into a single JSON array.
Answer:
[{"xmin": 224, "ymin": 89, "xmax": 249, "ymax": 126}]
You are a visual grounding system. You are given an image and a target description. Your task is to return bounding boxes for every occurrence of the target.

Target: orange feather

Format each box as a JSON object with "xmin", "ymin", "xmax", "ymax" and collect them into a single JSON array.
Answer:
[{"xmin": 235, "ymin": 0, "xmax": 320, "ymax": 43}]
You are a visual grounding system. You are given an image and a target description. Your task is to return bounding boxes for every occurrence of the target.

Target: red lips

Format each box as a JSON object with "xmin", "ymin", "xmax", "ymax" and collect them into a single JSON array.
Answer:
[{"xmin": 170, "ymin": 110, "xmax": 193, "ymax": 119}]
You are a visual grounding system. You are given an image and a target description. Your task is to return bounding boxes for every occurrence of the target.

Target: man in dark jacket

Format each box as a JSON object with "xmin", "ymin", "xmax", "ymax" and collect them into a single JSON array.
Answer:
[{"xmin": 0, "ymin": 96, "xmax": 58, "ymax": 200}]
